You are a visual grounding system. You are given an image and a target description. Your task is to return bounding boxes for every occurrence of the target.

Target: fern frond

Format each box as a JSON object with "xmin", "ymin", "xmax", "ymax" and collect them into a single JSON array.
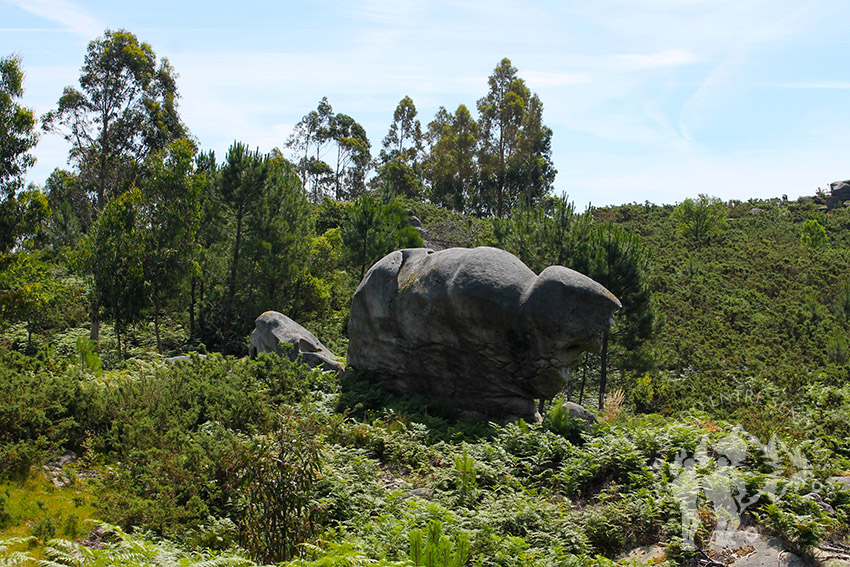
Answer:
[{"xmin": 1, "ymin": 550, "xmax": 37, "ymax": 566}]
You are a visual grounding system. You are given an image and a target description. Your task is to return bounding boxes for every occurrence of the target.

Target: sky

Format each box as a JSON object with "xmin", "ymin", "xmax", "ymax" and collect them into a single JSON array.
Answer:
[{"xmin": 2, "ymin": 0, "xmax": 849, "ymax": 209}]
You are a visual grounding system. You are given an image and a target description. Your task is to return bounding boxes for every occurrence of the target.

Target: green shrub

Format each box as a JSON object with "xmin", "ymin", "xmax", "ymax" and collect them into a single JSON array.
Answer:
[
  {"xmin": 230, "ymin": 410, "xmax": 323, "ymax": 563},
  {"xmin": 543, "ymin": 399, "xmax": 587, "ymax": 443},
  {"xmin": 32, "ymin": 515, "xmax": 58, "ymax": 541},
  {"xmin": 62, "ymin": 514, "xmax": 80, "ymax": 539},
  {"xmin": 408, "ymin": 520, "xmax": 469, "ymax": 567}
]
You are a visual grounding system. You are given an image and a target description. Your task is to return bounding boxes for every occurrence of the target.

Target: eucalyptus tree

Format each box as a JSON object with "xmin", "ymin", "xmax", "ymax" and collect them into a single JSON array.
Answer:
[
  {"xmin": 42, "ymin": 29, "xmax": 185, "ymax": 211},
  {"xmin": 287, "ymin": 97, "xmax": 335, "ymax": 201},
  {"xmin": 477, "ymin": 58, "xmax": 555, "ymax": 217},
  {"xmin": 377, "ymin": 96, "xmax": 423, "ymax": 199},
  {"xmin": 0, "ymin": 54, "xmax": 38, "ymax": 200},
  {"xmin": 288, "ymin": 98, "xmax": 371, "ymax": 202},
  {"xmin": 330, "ymin": 113, "xmax": 370, "ymax": 200},
  {"xmin": 0, "ymin": 54, "xmax": 40, "ymax": 252},
  {"xmin": 424, "ymin": 104, "xmax": 479, "ymax": 213}
]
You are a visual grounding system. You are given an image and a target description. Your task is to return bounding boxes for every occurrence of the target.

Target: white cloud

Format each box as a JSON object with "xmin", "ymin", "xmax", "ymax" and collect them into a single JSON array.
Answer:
[
  {"xmin": 346, "ymin": 0, "xmax": 427, "ymax": 25},
  {"xmin": 4, "ymin": 0, "xmax": 102, "ymax": 38},
  {"xmin": 617, "ymin": 49, "xmax": 700, "ymax": 69},
  {"xmin": 775, "ymin": 81, "xmax": 850, "ymax": 90},
  {"xmin": 522, "ymin": 70, "xmax": 591, "ymax": 88}
]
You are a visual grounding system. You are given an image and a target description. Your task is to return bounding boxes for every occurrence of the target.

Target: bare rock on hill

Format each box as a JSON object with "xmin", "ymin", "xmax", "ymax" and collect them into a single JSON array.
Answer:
[
  {"xmin": 346, "ymin": 247, "xmax": 620, "ymax": 421},
  {"xmin": 249, "ymin": 311, "xmax": 344, "ymax": 373}
]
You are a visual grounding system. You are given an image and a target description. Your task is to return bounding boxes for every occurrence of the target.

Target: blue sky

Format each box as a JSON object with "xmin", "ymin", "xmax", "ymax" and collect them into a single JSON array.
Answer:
[{"xmin": 2, "ymin": 0, "xmax": 849, "ymax": 209}]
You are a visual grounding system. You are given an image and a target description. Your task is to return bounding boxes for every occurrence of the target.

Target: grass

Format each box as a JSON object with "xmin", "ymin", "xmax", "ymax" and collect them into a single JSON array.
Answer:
[{"xmin": 0, "ymin": 469, "xmax": 98, "ymax": 542}]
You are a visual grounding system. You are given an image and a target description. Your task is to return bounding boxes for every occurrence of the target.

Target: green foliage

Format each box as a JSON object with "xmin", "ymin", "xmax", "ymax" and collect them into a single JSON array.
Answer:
[
  {"xmin": 342, "ymin": 193, "xmax": 423, "ymax": 281},
  {"xmin": 543, "ymin": 401, "xmax": 587, "ymax": 443},
  {"xmin": 2, "ymin": 523, "xmax": 258, "ymax": 566},
  {"xmin": 671, "ymin": 194, "xmax": 728, "ymax": 244},
  {"xmin": 230, "ymin": 411, "xmax": 323, "ymax": 564},
  {"xmin": 408, "ymin": 520, "xmax": 469, "ymax": 567},
  {"xmin": 453, "ymin": 447, "xmax": 478, "ymax": 505},
  {"xmin": 800, "ymin": 217, "xmax": 827, "ymax": 249},
  {"xmin": 0, "ymin": 54, "xmax": 38, "ymax": 201},
  {"xmin": 0, "ymin": 491, "xmax": 10, "ymax": 529},
  {"xmin": 42, "ymin": 29, "xmax": 185, "ymax": 210},
  {"xmin": 31, "ymin": 515, "xmax": 57, "ymax": 541},
  {"xmin": 0, "ymin": 252, "xmax": 65, "ymax": 345},
  {"xmin": 75, "ymin": 335, "xmax": 101, "ymax": 375}
]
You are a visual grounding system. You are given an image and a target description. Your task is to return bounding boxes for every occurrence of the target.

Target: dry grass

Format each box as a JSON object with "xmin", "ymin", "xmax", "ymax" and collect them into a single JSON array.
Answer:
[{"xmin": 601, "ymin": 388, "xmax": 626, "ymax": 423}]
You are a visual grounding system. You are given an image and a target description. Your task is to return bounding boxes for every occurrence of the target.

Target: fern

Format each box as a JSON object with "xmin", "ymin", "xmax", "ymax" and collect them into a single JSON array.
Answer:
[{"xmin": 0, "ymin": 537, "xmax": 37, "ymax": 566}]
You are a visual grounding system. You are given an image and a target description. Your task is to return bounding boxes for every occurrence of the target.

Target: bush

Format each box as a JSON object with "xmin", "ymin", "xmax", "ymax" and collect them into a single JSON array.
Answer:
[
  {"xmin": 32, "ymin": 515, "xmax": 57, "ymax": 541},
  {"xmin": 230, "ymin": 410, "xmax": 323, "ymax": 563}
]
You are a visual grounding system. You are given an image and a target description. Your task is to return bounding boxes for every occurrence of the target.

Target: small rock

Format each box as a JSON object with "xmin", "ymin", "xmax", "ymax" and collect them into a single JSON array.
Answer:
[
  {"xmin": 405, "ymin": 487, "xmax": 433, "ymax": 500},
  {"xmin": 249, "ymin": 311, "xmax": 344, "ymax": 373},
  {"xmin": 45, "ymin": 450, "xmax": 77, "ymax": 469},
  {"xmin": 562, "ymin": 401, "xmax": 598, "ymax": 424},
  {"xmin": 165, "ymin": 354, "xmax": 206, "ymax": 363}
]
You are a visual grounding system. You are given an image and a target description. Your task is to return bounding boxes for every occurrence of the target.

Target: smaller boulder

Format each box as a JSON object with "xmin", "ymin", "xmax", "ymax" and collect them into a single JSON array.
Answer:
[
  {"xmin": 562, "ymin": 401, "xmax": 598, "ymax": 424},
  {"xmin": 165, "ymin": 354, "xmax": 206, "ymax": 364},
  {"xmin": 248, "ymin": 311, "xmax": 344, "ymax": 373}
]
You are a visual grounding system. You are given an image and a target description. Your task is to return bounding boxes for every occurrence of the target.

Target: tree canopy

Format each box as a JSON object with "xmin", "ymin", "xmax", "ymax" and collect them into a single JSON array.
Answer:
[
  {"xmin": 42, "ymin": 29, "xmax": 186, "ymax": 211},
  {"xmin": 0, "ymin": 54, "xmax": 38, "ymax": 200}
]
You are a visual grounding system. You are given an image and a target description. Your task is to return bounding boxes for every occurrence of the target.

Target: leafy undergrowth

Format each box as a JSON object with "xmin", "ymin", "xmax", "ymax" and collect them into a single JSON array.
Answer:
[
  {"xmin": 1, "ymin": 350, "xmax": 848, "ymax": 566},
  {"xmin": 3, "ymin": 197, "xmax": 850, "ymax": 565}
]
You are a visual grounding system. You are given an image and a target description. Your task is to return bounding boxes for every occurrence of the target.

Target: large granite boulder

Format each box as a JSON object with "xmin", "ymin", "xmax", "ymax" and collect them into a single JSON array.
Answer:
[
  {"xmin": 249, "ymin": 311, "xmax": 344, "ymax": 373},
  {"xmin": 347, "ymin": 247, "xmax": 621, "ymax": 421}
]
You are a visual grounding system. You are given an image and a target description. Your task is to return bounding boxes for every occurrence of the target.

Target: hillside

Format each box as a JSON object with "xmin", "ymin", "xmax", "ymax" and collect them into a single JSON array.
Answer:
[{"xmin": 1, "ymin": 195, "xmax": 849, "ymax": 567}]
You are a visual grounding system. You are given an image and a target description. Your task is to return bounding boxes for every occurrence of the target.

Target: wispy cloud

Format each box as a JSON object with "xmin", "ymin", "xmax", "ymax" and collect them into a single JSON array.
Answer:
[
  {"xmin": 346, "ymin": 0, "xmax": 426, "ymax": 25},
  {"xmin": 522, "ymin": 70, "xmax": 591, "ymax": 88},
  {"xmin": 617, "ymin": 49, "xmax": 700, "ymax": 69},
  {"xmin": 774, "ymin": 81, "xmax": 850, "ymax": 90},
  {"xmin": 4, "ymin": 0, "xmax": 102, "ymax": 38}
]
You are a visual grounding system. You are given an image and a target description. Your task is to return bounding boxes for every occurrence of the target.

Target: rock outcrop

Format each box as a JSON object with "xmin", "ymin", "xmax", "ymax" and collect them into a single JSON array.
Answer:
[
  {"xmin": 249, "ymin": 311, "xmax": 344, "ymax": 373},
  {"xmin": 346, "ymin": 247, "xmax": 621, "ymax": 421},
  {"xmin": 827, "ymin": 180, "xmax": 850, "ymax": 209}
]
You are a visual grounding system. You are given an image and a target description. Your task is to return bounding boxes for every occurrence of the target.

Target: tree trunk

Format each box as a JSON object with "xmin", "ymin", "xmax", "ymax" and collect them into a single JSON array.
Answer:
[
  {"xmin": 598, "ymin": 330, "xmax": 609, "ymax": 411},
  {"xmin": 89, "ymin": 296, "xmax": 100, "ymax": 341},
  {"xmin": 189, "ymin": 275, "xmax": 196, "ymax": 339},
  {"xmin": 360, "ymin": 229, "xmax": 369, "ymax": 281},
  {"xmin": 223, "ymin": 203, "xmax": 245, "ymax": 351},
  {"xmin": 198, "ymin": 279, "xmax": 205, "ymax": 336},
  {"xmin": 153, "ymin": 292, "xmax": 162, "ymax": 354},
  {"xmin": 579, "ymin": 352, "xmax": 588, "ymax": 405}
]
